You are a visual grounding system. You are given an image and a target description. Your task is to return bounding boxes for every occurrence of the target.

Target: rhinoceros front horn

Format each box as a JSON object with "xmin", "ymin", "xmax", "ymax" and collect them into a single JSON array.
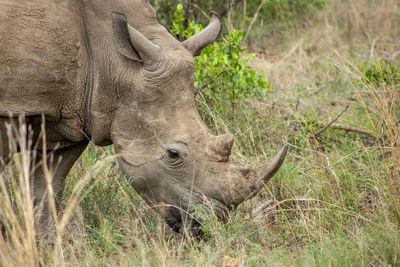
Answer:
[
  {"xmin": 248, "ymin": 145, "xmax": 288, "ymax": 200},
  {"xmin": 182, "ymin": 13, "xmax": 222, "ymax": 56},
  {"xmin": 229, "ymin": 145, "xmax": 288, "ymax": 206},
  {"xmin": 112, "ymin": 12, "xmax": 163, "ymax": 64}
]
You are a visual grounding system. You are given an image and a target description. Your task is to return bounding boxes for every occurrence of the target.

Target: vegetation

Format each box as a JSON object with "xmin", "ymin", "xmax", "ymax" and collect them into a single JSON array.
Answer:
[
  {"xmin": 171, "ymin": 3, "xmax": 270, "ymax": 124},
  {"xmin": 1, "ymin": 0, "xmax": 400, "ymax": 266},
  {"xmin": 151, "ymin": 0, "xmax": 326, "ymax": 37}
]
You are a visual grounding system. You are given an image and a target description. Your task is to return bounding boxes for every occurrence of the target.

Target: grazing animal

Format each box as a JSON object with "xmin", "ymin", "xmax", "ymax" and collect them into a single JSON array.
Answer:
[{"xmin": 0, "ymin": 0, "xmax": 287, "ymax": 235}]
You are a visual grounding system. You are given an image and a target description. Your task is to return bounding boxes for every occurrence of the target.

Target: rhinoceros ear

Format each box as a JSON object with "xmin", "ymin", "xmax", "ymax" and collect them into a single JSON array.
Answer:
[
  {"xmin": 112, "ymin": 12, "xmax": 162, "ymax": 64},
  {"xmin": 182, "ymin": 13, "xmax": 222, "ymax": 57}
]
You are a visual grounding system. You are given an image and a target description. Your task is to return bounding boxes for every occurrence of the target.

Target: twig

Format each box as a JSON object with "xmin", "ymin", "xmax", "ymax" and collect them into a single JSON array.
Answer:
[
  {"xmin": 310, "ymin": 87, "xmax": 323, "ymax": 95},
  {"xmin": 245, "ymin": 199, "xmax": 274, "ymax": 219},
  {"xmin": 183, "ymin": 0, "xmax": 194, "ymax": 28},
  {"xmin": 220, "ymin": 0, "xmax": 243, "ymax": 17},
  {"xmin": 314, "ymin": 122, "xmax": 376, "ymax": 137},
  {"xmin": 369, "ymin": 38, "xmax": 379, "ymax": 63},
  {"xmin": 297, "ymin": 170, "xmax": 319, "ymax": 184},
  {"xmin": 301, "ymin": 104, "xmax": 377, "ymax": 138},
  {"xmin": 194, "ymin": 67, "xmax": 226, "ymax": 94},
  {"xmin": 313, "ymin": 105, "xmax": 349, "ymax": 137},
  {"xmin": 242, "ymin": 0, "xmax": 266, "ymax": 44},
  {"xmin": 284, "ymin": 141, "xmax": 339, "ymax": 181},
  {"xmin": 189, "ymin": 3, "xmax": 210, "ymax": 19},
  {"xmin": 279, "ymin": 39, "xmax": 303, "ymax": 63}
]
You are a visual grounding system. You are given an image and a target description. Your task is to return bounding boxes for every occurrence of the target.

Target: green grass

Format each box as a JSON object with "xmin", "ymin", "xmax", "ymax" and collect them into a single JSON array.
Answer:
[{"xmin": 1, "ymin": 0, "xmax": 400, "ymax": 266}]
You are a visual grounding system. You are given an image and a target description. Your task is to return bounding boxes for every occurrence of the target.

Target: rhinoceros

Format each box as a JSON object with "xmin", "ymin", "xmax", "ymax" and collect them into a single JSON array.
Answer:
[{"xmin": 0, "ymin": 0, "xmax": 287, "ymax": 235}]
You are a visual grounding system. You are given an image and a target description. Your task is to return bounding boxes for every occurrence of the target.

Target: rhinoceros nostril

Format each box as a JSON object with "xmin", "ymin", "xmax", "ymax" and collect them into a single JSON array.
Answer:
[{"xmin": 240, "ymin": 168, "xmax": 251, "ymax": 178}]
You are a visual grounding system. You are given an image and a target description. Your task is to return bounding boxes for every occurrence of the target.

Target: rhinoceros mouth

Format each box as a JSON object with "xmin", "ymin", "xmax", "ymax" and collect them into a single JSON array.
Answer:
[
  {"xmin": 160, "ymin": 195, "xmax": 229, "ymax": 237},
  {"xmin": 163, "ymin": 206, "xmax": 204, "ymax": 236},
  {"xmin": 119, "ymin": 156, "xmax": 231, "ymax": 235}
]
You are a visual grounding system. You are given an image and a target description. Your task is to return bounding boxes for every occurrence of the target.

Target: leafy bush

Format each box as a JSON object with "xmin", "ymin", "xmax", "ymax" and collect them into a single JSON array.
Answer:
[
  {"xmin": 358, "ymin": 60, "xmax": 400, "ymax": 89},
  {"xmin": 170, "ymin": 3, "xmax": 203, "ymax": 39},
  {"xmin": 171, "ymin": 3, "xmax": 270, "ymax": 122},
  {"xmin": 357, "ymin": 60, "xmax": 400, "ymax": 147}
]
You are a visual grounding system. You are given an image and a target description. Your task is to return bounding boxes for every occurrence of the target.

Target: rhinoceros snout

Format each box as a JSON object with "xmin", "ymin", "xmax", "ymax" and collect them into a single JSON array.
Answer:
[{"xmin": 162, "ymin": 206, "xmax": 204, "ymax": 237}]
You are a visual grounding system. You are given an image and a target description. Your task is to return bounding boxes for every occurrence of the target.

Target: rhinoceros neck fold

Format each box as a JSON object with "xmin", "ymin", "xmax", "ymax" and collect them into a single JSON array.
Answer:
[{"xmin": 73, "ymin": 0, "xmax": 175, "ymax": 146}]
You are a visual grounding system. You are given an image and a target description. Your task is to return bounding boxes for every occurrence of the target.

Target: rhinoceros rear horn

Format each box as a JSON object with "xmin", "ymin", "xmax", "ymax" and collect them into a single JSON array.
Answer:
[
  {"xmin": 112, "ymin": 12, "xmax": 163, "ymax": 64},
  {"xmin": 182, "ymin": 13, "xmax": 222, "ymax": 56}
]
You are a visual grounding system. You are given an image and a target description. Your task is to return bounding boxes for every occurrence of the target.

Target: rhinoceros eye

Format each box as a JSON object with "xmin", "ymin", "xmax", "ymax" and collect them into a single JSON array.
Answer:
[{"xmin": 167, "ymin": 149, "xmax": 180, "ymax": 159}]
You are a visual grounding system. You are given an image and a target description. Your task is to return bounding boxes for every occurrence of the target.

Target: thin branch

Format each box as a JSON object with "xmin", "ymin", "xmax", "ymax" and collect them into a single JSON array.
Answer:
[
  {"xmin": 183, "ymin": 0, "xmax": 194, "ymax": 28},
  {"xmin": 298, "ymin": 170, "xmax": 319, "ymax": 184},
  {"xmin": 220, "ymin": 0, "xmax": 243, "ymax": 17},
  {"xmin": 189, "ymin": 3, "xmax": 210, "ymax": 19},
  {"xmin": 301, "ymin": 104, "xmax": 377, "ymax": 138},
  {"xmin": 313, "ymin": 105, "xmax": 349, "ymax": 137},
  {"xmin": 284, "ymin": 141, "xmax": 339, "ymax": 181},
  {"xmin": 242, "ymin": 0, "xmax": 266, "ymax": 44},
  {"xmin": 245, "ymin": 199, "xmax": 274, "ymax": 219},
  {"xmin": 314, "ymin": 122, "xmax": 376, "ymax": 137},
  {"xmin": 369, "ymin": 38, "xmax": 379, "ymax": 63},
  {"xmin": 194, "ymin": 67, "xmax": 226, "ymax": 94}
]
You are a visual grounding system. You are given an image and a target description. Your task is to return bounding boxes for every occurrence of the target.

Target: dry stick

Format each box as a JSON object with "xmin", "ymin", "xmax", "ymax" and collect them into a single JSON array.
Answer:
[
  {"xmin": 183, "ymin": 0, "xmax": 194, "ymax": 29},
  {"xmin": 280, "ymin": 40, "xmax": 303, "ymax": 63},
  {"xmin": 189, "ymin": 3, "xmax": 210, "ymax": 19},
  {"xmin": 307, "ymin": 103, "xmax": 376, "ymax": 138},
  {"xmin": 246, "ymin": 199, "xmax": 274, "ymax": 219},
  {"xmin": 242, "ymin": 0, "xmax": 247, "ymax": 32},
  {"xmin": 195, "ymin": 66, "xmax": 226, "ymax": 94},
  {"xmin": 297, "ymin": 170, "xmax": 319, "ymax": 184},
  {"xmin": 369, "ymin": 38, "xmax": 379, "ymax": 63},
  {"xmin": 313, "ymin": 105, "xmax": 349, "ymax": 137},
  {"xmin": 314, "ymin": 122, "xmax": 376, "ymax": 136},
  {"xmin": 227, "ymin": 0, "xmax": 234, "ymax": 32},
  {"xmin": 284, "ymin": 141, "xmax": 339, "ymax": 182},
  {"xmin": 242, "ymin": 0, "xmax": 266, "ymax": 44},
  {"xmin": 220, "ymin": 0, "xmax": 243, "ymax": 17},
  {"xmin": 189, "ymin": 0, "xmax": 241, "ymax": 21}
]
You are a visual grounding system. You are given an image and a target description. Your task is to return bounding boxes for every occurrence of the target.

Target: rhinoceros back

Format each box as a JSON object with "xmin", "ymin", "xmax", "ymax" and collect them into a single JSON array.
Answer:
[
  {"xmin": 0, "ymin": 0, "xmax": 166, "ymax": 146},
  {"xmin": 0, "ymin": 0, "xmax": 80, "ymax": 118}
]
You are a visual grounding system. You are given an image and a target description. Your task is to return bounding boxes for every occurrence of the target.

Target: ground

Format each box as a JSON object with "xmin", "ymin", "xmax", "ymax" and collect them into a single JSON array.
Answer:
[{"xmin": 0, "ymin": 0, "xmax": 399, "ymax": 266}]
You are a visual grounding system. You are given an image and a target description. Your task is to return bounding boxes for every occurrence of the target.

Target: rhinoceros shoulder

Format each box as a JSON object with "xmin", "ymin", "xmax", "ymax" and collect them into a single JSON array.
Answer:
[{"xmin": 0, "ymin": 0, "xmax": 84, "ymax": 143}]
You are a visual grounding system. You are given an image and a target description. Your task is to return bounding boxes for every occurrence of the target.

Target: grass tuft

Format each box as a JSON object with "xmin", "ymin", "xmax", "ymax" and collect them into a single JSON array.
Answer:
[{"xmin": 1, "ymin": 0, "xmax": 399, "ymax": 265}]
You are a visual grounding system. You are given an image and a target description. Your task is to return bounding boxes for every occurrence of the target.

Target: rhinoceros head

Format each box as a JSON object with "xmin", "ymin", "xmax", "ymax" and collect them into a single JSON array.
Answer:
[{"xmin": 108, "ymin": 12, "xmax": 287, "ymax": 234}]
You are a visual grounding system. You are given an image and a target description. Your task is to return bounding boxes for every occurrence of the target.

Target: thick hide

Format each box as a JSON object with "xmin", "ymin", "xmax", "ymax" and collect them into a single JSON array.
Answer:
[{"xmin": 0, "ymin": 0, "xmax": 287, "ymax": 236}]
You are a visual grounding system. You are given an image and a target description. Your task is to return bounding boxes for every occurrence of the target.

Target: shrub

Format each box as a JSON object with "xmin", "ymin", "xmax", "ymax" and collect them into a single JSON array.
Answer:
[
  {"xmin": 358, "ymin": 60, "xmax": 400, "ymax": 90},
  {"xmin": 171, "ymin": 3, "xmax": 271, "ymax": 123}
]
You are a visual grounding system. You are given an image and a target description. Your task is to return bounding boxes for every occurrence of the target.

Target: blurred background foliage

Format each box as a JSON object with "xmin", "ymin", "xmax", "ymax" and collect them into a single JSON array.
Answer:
[{"xmin": 150, "ymin": 0, "xmax": 327, "ymax": 47}]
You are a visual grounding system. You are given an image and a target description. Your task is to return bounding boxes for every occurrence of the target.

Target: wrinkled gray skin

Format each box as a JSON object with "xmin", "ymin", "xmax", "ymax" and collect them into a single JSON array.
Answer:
[{"xmin": 0, "ymin": 0, "xmax": 287, "ymax": 235}]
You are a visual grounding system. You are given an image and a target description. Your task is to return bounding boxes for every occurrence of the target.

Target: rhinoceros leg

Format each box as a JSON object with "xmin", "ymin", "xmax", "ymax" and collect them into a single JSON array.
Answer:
[{"xmin": 33, "ymin": 140, "xmax": 88, "ymax": 239}]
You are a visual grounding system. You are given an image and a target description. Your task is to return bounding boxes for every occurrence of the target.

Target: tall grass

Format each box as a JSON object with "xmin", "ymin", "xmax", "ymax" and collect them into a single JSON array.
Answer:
[
  {"xmin": 0, "ymin": 121, "xmax": 119, "ymax": 266},
  {"xmin": 0, "ymin": 0, "xmax": 399, "ymax": 265},
  {"xmin": 0, "ymin": 119, "xmax": 40, "ymax": 266}
]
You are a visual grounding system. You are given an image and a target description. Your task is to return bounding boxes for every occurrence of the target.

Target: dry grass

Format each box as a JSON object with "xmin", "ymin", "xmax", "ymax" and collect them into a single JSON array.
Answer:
[
  {"xmin": 1, "ymin": 0, "xmax": 400, "ymax": 265},
  {"xmin": 251, "ymin": 0, "xmax": 399, "ymax": 92}
]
